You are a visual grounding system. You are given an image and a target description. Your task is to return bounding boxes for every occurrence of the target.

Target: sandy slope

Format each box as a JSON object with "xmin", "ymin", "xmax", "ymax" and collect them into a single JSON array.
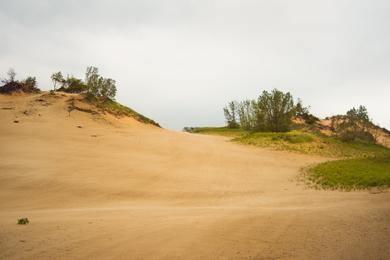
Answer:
[{"xmin": 0, "ymin": 93, "xmax": 389, "ymax": 259}]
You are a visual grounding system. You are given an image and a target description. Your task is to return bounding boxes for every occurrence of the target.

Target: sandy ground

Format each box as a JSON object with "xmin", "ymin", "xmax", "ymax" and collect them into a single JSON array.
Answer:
[{"xmin": 1, "ymin": 93, "xmax": 389, "ymax": 260}]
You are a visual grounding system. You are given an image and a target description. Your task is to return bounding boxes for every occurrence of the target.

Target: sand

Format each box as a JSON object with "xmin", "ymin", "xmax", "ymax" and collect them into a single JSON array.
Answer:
[{"xmin": 1, "ymin": 93, "xmax": 389, "ymax": 259}]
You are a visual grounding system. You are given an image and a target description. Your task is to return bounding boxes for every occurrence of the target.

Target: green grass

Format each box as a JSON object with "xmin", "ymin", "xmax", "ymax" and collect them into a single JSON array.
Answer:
[
  {"xmin": 192, "ymin": 127, "xmax": 390, "ymax": 190},
  {"xmin": 306, "ymin": 157, "xmax": 390, "ymax": 190},
  {"xmin": 193, "ymin": 127, "xmax": 390, "ymax": 158},
  {"xmin": 190, "ymin": 127, "xmax": 247, "ymax": 137},
  {"xmin": 84, "ymin": 95, "xmax": 160, "ymax": 127}
]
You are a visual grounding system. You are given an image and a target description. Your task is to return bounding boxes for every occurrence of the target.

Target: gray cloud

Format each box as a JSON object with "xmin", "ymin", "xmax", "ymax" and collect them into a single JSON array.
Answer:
[{"xmin": 1, "ymin": 0, "xmax": 389, "ymax": 129}]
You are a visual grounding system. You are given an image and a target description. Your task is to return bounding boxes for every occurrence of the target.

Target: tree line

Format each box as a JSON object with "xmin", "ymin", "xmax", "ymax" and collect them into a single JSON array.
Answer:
[
  {"xmin": 223, "ymin": 89, "xmax": 311, "ymax": 132},
  {"xmin": 224, "ymin": 88, "xmax": 377, "ymax": 143},
  {"xmin": 0, "ymin": 66, "xmax": 117, "ymax": 102}
]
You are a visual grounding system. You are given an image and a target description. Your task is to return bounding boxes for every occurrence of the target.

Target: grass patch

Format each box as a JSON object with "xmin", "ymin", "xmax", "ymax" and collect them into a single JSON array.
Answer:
[
  {"xmin": 189, "ymin": 127, "xmax": 247, "ymax": 137},
  {"xmin": 306, "ymin": 156, "xmax": 390, "ymax": 190},
  {"xmin": 192, "ymin": 127, "xmax": 390, "ymax": 158},
  {"xmin": 84, "ymin": 95, "xmax": 160, "ymax": 127},
  {"xmin": 193, "ymin": 127, "xmax": 390, "ymax": 190}
]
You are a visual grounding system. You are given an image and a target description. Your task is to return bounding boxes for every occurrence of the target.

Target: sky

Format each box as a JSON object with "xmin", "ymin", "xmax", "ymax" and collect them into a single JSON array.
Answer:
[{"xmin": 1, "ymin": 0, "xmax": 389, "ymax": 130}]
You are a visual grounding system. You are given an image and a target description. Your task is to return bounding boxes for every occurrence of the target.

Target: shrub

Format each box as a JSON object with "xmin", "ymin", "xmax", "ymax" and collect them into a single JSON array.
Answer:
[
  {"xmin": 332, "ymin": 106, "xmax": 375, "ymax": 143},
  {"xmin": 17, "ymin": 218, "xmax": 29, "ymax": 225},
  {"xmin": 58, "ymin": 76, "xmax": 87, "ymax": 93},
  {"xmin": 0, "ymin": 69, "xmax": 40, "ymax": 94}
]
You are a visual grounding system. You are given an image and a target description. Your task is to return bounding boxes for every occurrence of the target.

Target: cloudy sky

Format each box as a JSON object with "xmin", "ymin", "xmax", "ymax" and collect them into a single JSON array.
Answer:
[{"xmin": 1, "ymin": 0, "xmax": 389, "ymax": 129}]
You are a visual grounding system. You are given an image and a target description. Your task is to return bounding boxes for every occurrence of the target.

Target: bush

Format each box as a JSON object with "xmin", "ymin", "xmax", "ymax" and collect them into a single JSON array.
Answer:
[
  {"xmin": 57, "ymin": 76, "xmax": 87, "ymax": 93},
  {"xmin": 332, "ymin": 106, "xmax": 375, "ymax": 143},
  {"xmin": 17, "ymin": 218, "xmax": 29, "ymax": 225},
  {"xmin": 0, "ymin": 69, "xmax": 40, "ymax": 94}
]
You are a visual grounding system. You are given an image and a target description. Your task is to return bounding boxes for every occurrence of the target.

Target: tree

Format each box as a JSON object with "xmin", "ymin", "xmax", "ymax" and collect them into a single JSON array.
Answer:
[
  {"xmin": 223, "ymin": 101, "xmax": 239, "ymax": 128},
  {"xmin": 100, "ymin": 78, "xmax": 117, "ymax": 100},
  {"xmin": 1, "ymin": 68, "xmax": 16, "ymax": 84},
  {"xmin": 51, "ymin": 71, "xmax": 64, "ymax": 91},
  {"xmin": 7, "ymin": 68, "xmax": 16, "ymax": 82},
  {"xmin": 294, "ymin": 99, "xmax": 318, "ymax": 124},
  {"xmin": 256, "ymin": 89, "xmax": 295, "ymax": 132},
  {"xmin": 85, "ymin": 66, "xmax": 117, "ymax": 100},
  {"xmin": 295, "ymin": 99, "xmax": 309, "ymax": 116},
  {"xmin": 237, "ymin": 100, "xmax": 255, "ymax": 130},
  {"xmin": 332, "ymin": 105, "xmax": 374, "ymax": 142},
  {"xmin": 22, "ymin": 76, "xmax": 37, "ymax": 88}
]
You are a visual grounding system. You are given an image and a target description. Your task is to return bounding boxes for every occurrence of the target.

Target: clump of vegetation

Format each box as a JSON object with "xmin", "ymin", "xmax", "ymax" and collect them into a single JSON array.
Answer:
[
  {"xmin": 185, "ymin": 127, "xmax": 246, "ymax": 136},
  {"xmin": 192, "ymin": 127, "xmax": 389, "ymax": 158},
  {"xmin": 53, "ymin": 67, "xmax": 159, "ymax": 126},
  {"xmin": 51, "ymin": 66, "xmax": 116, "ymax": 99},
  {"xmin": 0, "ymin": 69, "xmax": 40, "ymax": 94},
  {"xmin": 17, "ymin": 217, "xmax": 29, "ymax": 225},
  {"xmin": 306, "ymin": 156, "xmax": 390, "ymax": 190},
  {"xmin": 223, "ymin": 89, "xmax": 315, "ymax": 132},
  {"xmin": 331, "ymin": 106, "xmax": 375, "ymax": 143},
  {"xmin": 84, "ymin": 94, "xmax": 160, "ymax": 127}
]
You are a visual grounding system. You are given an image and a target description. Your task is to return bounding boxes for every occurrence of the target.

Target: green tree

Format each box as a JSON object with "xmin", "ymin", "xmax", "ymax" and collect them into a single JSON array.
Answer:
[
  {"xmin": 100, "ymin": 78, "xmax": 117, "ymax": 100},
  {"xmin": 256, "ymin": 89, "xmax": 295, "ymax": 132},
  {"xmin": 51, "ymin": 71, "xmax": 64, "ymax": 91},
  {"xmin": 223, "ymin": 101, "xmax": 239, "ymax": 128},
  {"xmin": 85, "ymin": 66, "xmax": 117, "ymax": 100},
  {"xmin": 85, "ymin": 66, "xmax": 100, "ymax": 96},
  {"xmin": 333, "ymin": 105, "xmax": 374, "ymax": 142},
  {"xmin": 237, "ymin": 100, "xmax": 255, "ymax": 130}
]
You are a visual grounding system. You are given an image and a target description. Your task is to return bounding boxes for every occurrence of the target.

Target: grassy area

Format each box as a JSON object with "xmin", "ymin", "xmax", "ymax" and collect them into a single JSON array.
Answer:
[
  {"xmin": 192, "ymin": 127, "xmax": 390, "ymax": 158},
  {"xmin": 192, "ymin": 126, "xmax": 390, "ymax": 190},
  {"xmin": 190, "ymin": 127, "xmax": 247, "ymax": 137},
  {"xmin": 84, "ymin": 95, "xmax": 160, "ymax": 127},
  {"xmin": 305, "ymin": 157, "xmax": 390, "ymax": 190}
]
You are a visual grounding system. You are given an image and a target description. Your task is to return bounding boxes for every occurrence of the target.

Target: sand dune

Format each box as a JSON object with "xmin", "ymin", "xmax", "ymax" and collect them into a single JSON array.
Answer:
[{"xmin": 1, "ymin": 93, "xmax": 389, "ymax": 259}]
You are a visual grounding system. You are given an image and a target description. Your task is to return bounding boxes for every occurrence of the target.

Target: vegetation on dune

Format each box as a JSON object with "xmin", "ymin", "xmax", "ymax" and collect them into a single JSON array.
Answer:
[
  {"xmin": 187, "ymin": 89, "xmax": 390, "ymax": 190},
  {"xmin": 52, "ymin": 66, "xmax": 159, "ymax": 126},
  {"xmin": 17, "ymin": 218, "xmax": 29, "ymax": 225},
  {"xmin": 84, "ymin": 94, "xmax": 160, "ymax": 127},
  {"xmin": 0, "ymin": 68, "xmax": 40, "ymax": 94},
  {"xmin": 51, "ymin": 66, "xmax": 116, "ymax": 99},
  {"xmin": 190, "ymin": 127, "xmax": 389, "ymax": 159},
  {"xmin": 223, "ymin": 89, "xmax": 316, "ymax": 132},
  {"xmin": 306, "ymin": 156, "xmax": 390, "ymax": 190}
]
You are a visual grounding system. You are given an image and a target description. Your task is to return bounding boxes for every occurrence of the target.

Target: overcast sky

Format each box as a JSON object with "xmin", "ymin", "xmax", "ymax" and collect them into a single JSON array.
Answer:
[{"xmin": 1, "ymin": 0, "xmax": 389, "ymax": 129}]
